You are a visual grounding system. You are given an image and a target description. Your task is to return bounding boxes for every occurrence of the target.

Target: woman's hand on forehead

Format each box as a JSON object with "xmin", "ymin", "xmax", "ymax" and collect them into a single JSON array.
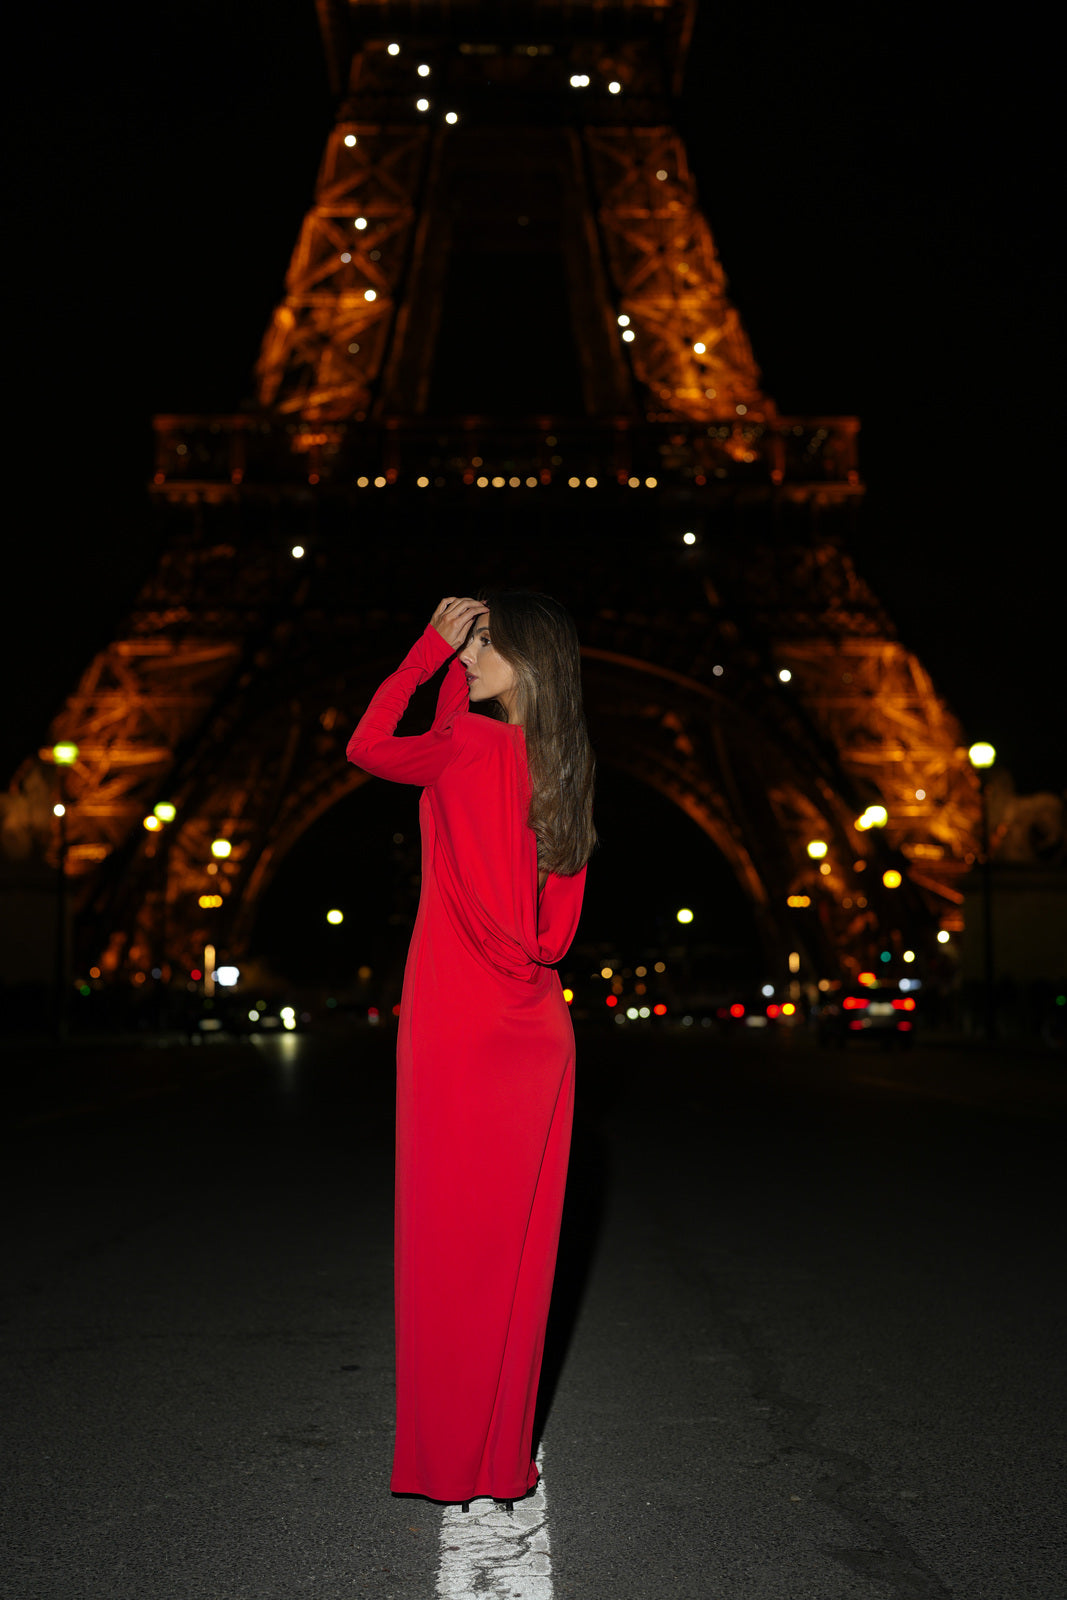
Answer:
[{"xmin": 431, "ymin": 596, "xmax": 490, "ymax": 650}]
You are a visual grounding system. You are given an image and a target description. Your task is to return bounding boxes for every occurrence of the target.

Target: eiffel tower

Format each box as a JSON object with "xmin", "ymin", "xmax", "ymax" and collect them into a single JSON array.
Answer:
[{"xmin": 9, "ymin": 0, "xmax": 982, "ymax": 999}]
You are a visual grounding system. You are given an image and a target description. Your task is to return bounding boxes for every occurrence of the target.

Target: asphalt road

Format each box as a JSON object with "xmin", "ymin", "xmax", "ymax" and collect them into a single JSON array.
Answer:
[{"xmin": 2, "ymin": 1026, "xmax": 1065, "ymax": 1600}]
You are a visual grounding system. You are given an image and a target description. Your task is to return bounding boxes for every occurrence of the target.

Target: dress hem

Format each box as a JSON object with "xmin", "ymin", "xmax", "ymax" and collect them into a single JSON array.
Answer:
[{"xmin": 389, "ymin": 1461, "xmax": 540, "ymax": 1505}]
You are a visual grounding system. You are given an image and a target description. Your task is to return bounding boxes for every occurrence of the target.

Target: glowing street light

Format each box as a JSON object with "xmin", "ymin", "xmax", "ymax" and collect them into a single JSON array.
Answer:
[
  {"xmin": 51, "ymin": 743, "xmax": 80, "ymax": 1036},
  {"xmin": 153, "ymin": 802, "xmax": 176, "ymax": 824},
  {"xmin": 882, "ymin": 869, "xmax": 902, "ymax": 888},
  {"xmin": 676, "ymin": 907, "xmax": 694, "ymax": 924},
  {"xmin": 326, "ymin": 909, "xmax": 344, "ymax": 925},
  {"xmin": 211, "ymin": 839, "xmax": 232, "ymax": 859},
  {"xmin": 968, "ymin": 740, "xmax": 998, "ymax": 1039},
  {"xmin": 855, "ymin": 804, "xmax": 888, "ymax": 831},
  {"xmin": 806, "ymin": 840, "xmax": 828, "ymax": 859}
]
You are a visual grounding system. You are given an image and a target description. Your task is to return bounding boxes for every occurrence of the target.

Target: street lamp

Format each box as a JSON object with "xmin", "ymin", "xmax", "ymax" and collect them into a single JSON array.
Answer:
[
  {"xmin": 51, "ymin": 741, "xmax": 79, "ymax": 1037},
  {"xmin": 148, "ymin": 802, "xmax": 177, "ymax": 1031},
  {"xmin": 968, "ymin": 741, "xmax": 997, "ymax": 1041}
]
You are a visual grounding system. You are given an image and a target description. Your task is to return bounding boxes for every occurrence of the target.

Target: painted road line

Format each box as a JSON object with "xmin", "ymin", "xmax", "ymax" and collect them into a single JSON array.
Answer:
[{"xmin": 437, "ymin": 1443, "xmax": 553, "ymax": 1600}]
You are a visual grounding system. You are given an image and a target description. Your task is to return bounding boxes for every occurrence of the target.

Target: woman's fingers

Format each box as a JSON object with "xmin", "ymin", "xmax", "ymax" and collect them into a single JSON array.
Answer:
[
  {"xmin": 430, "ymin": 596, "xmax": 489, "ymax": 646},
  {"xmin": 432, "ymin": 596, "xmax": 488, "ymax": 621}
]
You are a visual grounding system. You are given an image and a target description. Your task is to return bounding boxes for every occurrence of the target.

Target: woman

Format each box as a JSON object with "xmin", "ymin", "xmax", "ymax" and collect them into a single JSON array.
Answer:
[{"xmin": 346, "ymin": 591, "xmax": 597, "ymax": 1511}]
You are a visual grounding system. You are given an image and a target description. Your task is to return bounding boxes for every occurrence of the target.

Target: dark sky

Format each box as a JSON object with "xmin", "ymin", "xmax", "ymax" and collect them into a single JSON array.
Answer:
[{"xmin": 8, "ymin": 1, "xmax": 1062, "ymax": 801}]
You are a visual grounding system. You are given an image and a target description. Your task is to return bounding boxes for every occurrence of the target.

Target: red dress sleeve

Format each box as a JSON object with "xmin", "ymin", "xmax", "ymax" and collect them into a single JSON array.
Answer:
[
  {"xmin": 535, "ymin": 865, "xmax": 588, "ymax": 966},
  {"xmin": 347, "ymin": 623, "xmax": 468, "ymax": 785}
]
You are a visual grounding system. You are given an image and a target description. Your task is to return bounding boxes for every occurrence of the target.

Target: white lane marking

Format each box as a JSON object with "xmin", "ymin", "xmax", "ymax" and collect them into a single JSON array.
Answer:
[{"xmin": 436, "ymin": 1443, "xmax": 554, "ymax": 1600}]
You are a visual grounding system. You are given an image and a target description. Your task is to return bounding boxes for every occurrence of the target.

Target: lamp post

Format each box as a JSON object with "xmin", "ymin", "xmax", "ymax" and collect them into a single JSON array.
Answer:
[
  {"xmin": 51, "ymin": 741, "xmax": 79, "ymax": 1039},
  {"xmin": 968, "ymin": 742, "xmax": 997, "ymax": 1042},
  {"xmin": 144, "ymin": 802, "xmax": 177, "ymax": 1032},
  {"xmin": 675, "ymin": 907, "xmax": 694, "ymax": 1006}
]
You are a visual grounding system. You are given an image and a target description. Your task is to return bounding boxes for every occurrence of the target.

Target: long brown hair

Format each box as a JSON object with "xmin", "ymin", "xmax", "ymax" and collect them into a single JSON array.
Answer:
[{"xmin": 473, "ymin": 589, "xmax": 598, "ymax": 878}]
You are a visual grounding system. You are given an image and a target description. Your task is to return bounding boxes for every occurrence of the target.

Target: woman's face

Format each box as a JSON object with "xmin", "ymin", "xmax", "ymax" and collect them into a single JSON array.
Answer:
[{"xmin": 459, "ymin": 613, "xmax": 519, "ymax": 721}]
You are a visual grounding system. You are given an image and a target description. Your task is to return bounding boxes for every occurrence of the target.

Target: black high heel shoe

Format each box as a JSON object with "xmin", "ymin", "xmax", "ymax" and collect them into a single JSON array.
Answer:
[{"xmin": 459, "ymin": 1498, "xmax": 514, "ymax": 1514}]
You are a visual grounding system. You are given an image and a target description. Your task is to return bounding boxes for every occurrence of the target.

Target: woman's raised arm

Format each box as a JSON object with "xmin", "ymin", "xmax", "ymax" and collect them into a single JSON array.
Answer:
[{"xmin": 346, "ymin": 622, "xmax": 467, "ymax": 786}]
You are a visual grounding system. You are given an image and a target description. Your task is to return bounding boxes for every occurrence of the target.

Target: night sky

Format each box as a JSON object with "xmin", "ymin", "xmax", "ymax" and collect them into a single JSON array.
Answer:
[{"xmin": 7, "ymin": 2, "xmax": 1061, "ymax": 972}]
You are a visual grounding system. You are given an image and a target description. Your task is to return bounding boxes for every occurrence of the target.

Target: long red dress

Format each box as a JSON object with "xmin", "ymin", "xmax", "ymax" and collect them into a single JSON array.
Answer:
[{"xmin": 347, "ymin": 622, "xmax": 587, "ymax": 1504}]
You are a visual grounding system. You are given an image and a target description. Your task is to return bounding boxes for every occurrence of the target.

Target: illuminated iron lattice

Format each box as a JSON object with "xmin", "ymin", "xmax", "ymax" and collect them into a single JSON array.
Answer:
[
  {"xmin": 584, "ymin": 127, "xmax": 765, "ymax": 423},
  {"xmin": 256, "ymin": 124, "xmax": 429, "ymax": 420}
]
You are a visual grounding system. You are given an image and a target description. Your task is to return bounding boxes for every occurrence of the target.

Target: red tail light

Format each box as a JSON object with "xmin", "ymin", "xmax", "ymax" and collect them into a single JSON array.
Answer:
[
  {"xmin": 842, "ymin": 996, "xmax": 869, "ymax": 1010},
  {"xmin": 891, "ymin": 997, "xmax": 916, "ymax": 1011}
]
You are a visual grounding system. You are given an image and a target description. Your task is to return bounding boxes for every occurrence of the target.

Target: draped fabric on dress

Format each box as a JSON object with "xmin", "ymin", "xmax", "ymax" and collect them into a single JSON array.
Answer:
[{"xmin": 347, "ymin": 623, "xmax": 586, "ymax": 1503}]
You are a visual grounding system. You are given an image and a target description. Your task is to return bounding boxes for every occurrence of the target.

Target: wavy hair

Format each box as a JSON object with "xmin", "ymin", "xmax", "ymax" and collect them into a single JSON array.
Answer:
[{"xmin": 472, "ymin": 589, "xmax": 598, "ymax": 878}]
